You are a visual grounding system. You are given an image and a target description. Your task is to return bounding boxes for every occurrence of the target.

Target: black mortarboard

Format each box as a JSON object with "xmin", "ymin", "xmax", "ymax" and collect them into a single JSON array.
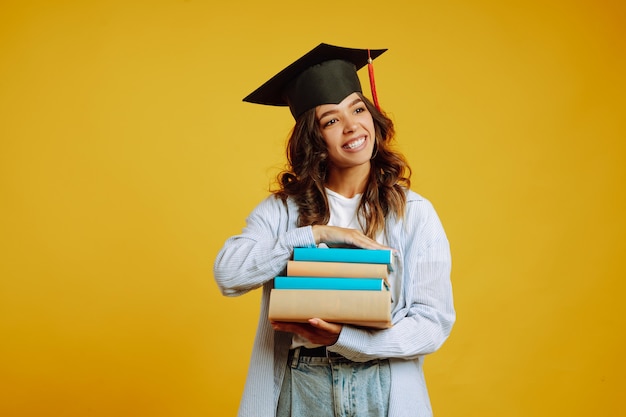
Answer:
[{"xmin": 243, "ymin": 43, "xmax": 387, "ymax": 118}]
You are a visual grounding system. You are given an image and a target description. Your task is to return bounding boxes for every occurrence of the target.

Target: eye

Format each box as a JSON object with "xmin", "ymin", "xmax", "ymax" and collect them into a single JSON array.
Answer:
[
  {"xmin": 323, "ymin": 118, "xmax": 338, "ymax": 127},
  {"xmin": 354, "ymin": 106, "xmax": 366, "ymax": 114}
]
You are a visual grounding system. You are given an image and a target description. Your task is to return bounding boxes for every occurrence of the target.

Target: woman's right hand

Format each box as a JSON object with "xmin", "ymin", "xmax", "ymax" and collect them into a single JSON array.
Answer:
[{"xmin": 311, "ymin": 225, "xmax": 392, "ymax": 250}]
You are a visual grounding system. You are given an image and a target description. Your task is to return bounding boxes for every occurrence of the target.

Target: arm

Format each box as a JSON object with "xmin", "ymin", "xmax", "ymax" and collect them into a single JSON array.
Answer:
[
  {"xmin": 215, "ymin": 194, "xmax": 391, "ymax": 297},
  {"xmin": 213, "ymin": 196, "xmax": 315, "ymax": 296}
]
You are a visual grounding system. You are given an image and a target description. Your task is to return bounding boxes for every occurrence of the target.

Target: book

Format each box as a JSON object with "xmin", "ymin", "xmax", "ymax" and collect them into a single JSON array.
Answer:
[
  {"xmin": 268, "ymin": 289, "xmax": 392, "ymax": 329},
  {"xmin": 286, "ymin": 260, "xmax": 389, "ymax": 280},
  {"xmin": 274, "ymin": 276, "xmax": 387, "ymax": 291},
  {"xmin": 293, "ymin": 247, "xmax": 395, "ymax": 271}
]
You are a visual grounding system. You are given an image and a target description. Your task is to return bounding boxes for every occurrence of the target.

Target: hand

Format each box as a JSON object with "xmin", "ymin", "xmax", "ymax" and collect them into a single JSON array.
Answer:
[
  {"xmin": 271, "ymin": 318, "xmax": 343, "ymax": 346},
  {"xmin": 312, "ymin": 225, "xmax": 392, "ymax": 250}
]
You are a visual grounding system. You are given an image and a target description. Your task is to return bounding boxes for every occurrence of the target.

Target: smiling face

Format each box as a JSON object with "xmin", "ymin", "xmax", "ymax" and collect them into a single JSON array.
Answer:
[{"xmin": 315, "ymin": 92, "xmax": 376, "ymax": 172}]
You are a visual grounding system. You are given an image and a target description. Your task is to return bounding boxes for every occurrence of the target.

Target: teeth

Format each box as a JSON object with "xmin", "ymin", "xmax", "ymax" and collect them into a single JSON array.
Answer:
[{"xmin": 344, "ymin": 137, "xmax": 365, "ymax": 149}]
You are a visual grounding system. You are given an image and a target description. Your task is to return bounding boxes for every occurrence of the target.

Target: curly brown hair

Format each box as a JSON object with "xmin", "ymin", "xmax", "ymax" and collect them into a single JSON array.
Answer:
[{"xmin": 273, "ymin": 93, "xmax": 411, "ymax": 239}]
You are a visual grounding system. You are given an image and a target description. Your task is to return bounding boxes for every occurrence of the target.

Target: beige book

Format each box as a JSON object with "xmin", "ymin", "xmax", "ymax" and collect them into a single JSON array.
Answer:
[
  {"xmin": 287, "ymin": 260, "xmax": 389, "ymax": 282},
  {"xmin": 268, "ymin": 289, "xmax": 392, "ymax": 329}
]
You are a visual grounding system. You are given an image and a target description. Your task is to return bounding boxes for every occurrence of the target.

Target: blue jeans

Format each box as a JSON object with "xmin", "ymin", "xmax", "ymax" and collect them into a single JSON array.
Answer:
[{"xmin": 277, "ymin": 348, "xmax": 391, "ymax": 417}]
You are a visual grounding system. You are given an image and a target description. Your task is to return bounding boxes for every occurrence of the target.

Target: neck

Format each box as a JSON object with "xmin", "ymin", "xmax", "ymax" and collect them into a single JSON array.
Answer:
[{"xmin": 325, "ymin": 163, "xmax": 370, "ymax": 198}]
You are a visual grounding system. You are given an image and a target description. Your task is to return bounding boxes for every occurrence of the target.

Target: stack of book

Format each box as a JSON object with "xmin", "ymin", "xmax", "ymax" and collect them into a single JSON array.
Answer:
[{"xmin": 268, "ymin": 247, "xmax": 394, "ymax": 329}]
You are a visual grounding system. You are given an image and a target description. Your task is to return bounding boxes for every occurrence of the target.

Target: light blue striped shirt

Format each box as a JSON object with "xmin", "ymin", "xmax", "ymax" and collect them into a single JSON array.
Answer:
[{"xmin": 214, "ymin": 189, "xmax": 455, "ymax": 417}]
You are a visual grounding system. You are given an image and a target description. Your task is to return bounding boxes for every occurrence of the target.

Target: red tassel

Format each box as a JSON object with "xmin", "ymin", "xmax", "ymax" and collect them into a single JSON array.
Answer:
[{"xmin": 367, "ymin": 49, "xmax": 381, "ymax": 111}]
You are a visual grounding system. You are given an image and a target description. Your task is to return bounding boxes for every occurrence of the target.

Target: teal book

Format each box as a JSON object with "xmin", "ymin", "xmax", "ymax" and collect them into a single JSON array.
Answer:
[
  {"xmin": 293, "ymin": 247, "xmax": 395, "ymax": 271},
  {"xmin": 274, "ymin": 276, "xmax": 387, "ymax": 291}
]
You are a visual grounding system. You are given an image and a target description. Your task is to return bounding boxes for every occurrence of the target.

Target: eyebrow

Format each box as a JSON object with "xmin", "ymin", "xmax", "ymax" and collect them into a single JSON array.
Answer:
[{"xmin": 318, "ymin": 98, "xmax": 364, "ymax": 121}]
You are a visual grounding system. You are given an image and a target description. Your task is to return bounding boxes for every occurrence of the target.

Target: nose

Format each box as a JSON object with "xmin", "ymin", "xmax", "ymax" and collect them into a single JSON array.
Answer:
[{"xmin": 343, "ymin": 113, "xmax": 358, "ymax": 133}]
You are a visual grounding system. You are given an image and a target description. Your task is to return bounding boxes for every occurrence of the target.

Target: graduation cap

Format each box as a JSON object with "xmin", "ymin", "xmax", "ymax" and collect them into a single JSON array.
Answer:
[{"xmin": 243, "ymin": 43, "xmax": 387, "ymax": 119}]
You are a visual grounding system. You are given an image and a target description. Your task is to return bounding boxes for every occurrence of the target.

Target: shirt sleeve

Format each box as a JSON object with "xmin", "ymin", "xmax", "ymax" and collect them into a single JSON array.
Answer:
[
  {"xmin": 329, "ymin": 196, "xmax": 456, "ymax": 361},
  {"xmin": 213, "ymin": 195, "xmax": 316, "ymax": 297}
]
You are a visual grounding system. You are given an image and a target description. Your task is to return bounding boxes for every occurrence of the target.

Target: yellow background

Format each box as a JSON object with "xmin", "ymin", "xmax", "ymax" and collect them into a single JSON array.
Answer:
[{"xmin": 1, "ymin": 0, "xmax": 624, "ymax": 416}]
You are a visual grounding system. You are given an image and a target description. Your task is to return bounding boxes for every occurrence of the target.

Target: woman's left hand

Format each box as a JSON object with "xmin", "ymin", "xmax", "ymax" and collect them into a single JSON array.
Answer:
[{"xmin": 271, "ymin": 318, "xmax": 343, "ymax": 346}]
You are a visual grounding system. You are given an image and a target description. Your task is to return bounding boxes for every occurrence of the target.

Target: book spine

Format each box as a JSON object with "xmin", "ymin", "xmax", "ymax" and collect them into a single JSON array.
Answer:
[
  {"xmin": 274, "ymin": 276, "xmax": 386, "ymax": 291},
  {"xmin": 268, "ymin": 289, "xmax": 392, "ymax": 329}
]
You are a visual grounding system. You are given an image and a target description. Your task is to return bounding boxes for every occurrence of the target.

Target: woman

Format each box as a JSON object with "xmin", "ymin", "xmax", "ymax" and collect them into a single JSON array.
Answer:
[{"xmin": 214, "ymin": 43, "xmax": 455, "ymax": 417}]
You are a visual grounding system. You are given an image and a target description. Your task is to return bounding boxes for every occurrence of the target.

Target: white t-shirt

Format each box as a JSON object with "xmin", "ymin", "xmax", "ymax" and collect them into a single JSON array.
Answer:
[{"xmin": 326, "ymin": 188, "xmax": 363, "ymax": 230}]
